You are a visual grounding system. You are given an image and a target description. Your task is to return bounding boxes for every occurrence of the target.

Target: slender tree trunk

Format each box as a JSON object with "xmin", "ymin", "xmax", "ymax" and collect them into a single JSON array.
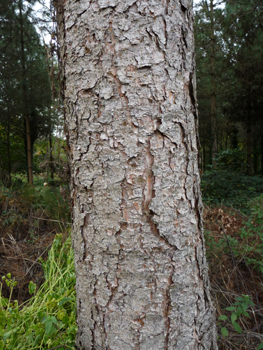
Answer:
[
  {"xmin": 247, "ymin": 93, "xmax": 252, "ymax": 175},
  {"xmin": 19, "ymin": 0, "xmax": 33, "ymax": 184},
  {"xmin": 247, "ymin": 116, "xmax": 252, "ymax": 175},
  {"xmin": 49, "ymin": 128, "xmax": 54, "ymax": 179},
  {"xmin": 7, "ymin": 116, "xmax": 12, "ymax": 187},
  {"xmin": 203, "ymin": 146, "xmax": 206, "ymax": 173},
  {"xmin": 57, "ymin": 1, "xmax": 217, "ymax": 349},
  {"xmin": 232, "ymin": 125, "xmax": 238, "ymax": 149},
  {"xmin": 49, "ymin": 109, "xmax": 54, "ymax": 180},
  {"xmin": 5, "ymin": 99, "xmax": 12, "ymax": 187},
  {"xmin": 210, "ymin": 0, "xmax": 217, "ymax": 167},
  {"xmin": 253, "ymin": 146, "xmax": 258, "ymax": 175}
]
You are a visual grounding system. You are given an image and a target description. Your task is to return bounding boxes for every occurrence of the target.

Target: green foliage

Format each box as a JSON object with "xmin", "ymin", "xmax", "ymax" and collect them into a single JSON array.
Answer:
[
  {"xmin": 201, "ymin": 171, "xmax": 263, "ymax": 213},
  {"xmin": 215, "ymin": 149, "xmax": 247, "ymax": 172},
  {"xmin": 237, "ymin": 195, "xmax": 263, "ymax": 273},
  {"xmin": 0, "ymin": 181, "xmax": 70, "ymax": 232},
  {"xmin": 205, "ymin": 192, "xmax": 263, "ymax": 274},
  {"xmin": 28, "ymin": 281, "xmax": 36, "ymax": 296},
  {"xmin": 204, "ymin": 192, "xmax": 263, "ymax": 347},
  {"xmin": 218, "ymin": 295, "xmax": 254, "ymax": 337},
  {"xmin": 33, "ymin": 136, "xmax": 68, "ymax": 181},
  {"xmin": 0, "ymin": 234, "xmax": 77, "ymax": 349},
  {"xmin": 0, "ymin": 0, "xmax": 53, "ymax": 186},
  {"xmin": 21, "ymin": 184, "xmax": 70, "ymax": 224},
  {"xmin": 204, "ymin": 186, "xmax": 263, "ymax": 348}
]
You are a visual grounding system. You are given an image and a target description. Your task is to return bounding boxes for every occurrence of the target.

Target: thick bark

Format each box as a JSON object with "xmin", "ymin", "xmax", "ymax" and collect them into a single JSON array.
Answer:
[{"xmin": 58, "ymin": 0, "xmax": 217, "ymax": 349}]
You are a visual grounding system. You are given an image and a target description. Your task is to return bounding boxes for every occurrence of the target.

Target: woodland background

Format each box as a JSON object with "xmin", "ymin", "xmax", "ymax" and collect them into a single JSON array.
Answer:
[{"xmin": 0, "ymin": 0, "xmax": 263, "ymax": 349}]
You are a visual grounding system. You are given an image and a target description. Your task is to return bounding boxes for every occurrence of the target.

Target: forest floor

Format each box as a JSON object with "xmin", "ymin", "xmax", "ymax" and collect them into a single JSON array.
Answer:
[
  {"xmin": 0, "ymin": 188, "xmax": 263, "ymax": 349},
  {"xmin": 0, "ymin": 184, "xmax": 70, "ymax": 304},
  {"xmin": 0, "ymin": 222, "xmax": 58, "ymax": 304},
  {"xmin": 204, "ymin": 205, "xmax": 263, "ymax": 350}
]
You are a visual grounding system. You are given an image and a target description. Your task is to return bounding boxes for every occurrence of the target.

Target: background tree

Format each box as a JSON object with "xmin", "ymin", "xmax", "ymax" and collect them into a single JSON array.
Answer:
[
  {"xmin": 0, "ymin": 0, "xmax": 52, "ymax": 186},
  {"xmin": 222, "ymin": 0, "xmax": 263, "ymax": 175},
  {"xmin": 195, "ymin": 0, "xmax": 226, "ymax": 171},
  {"xmin": 195, "ymin": 0, "xmax": 263, "ymax": 174},
  {"xmin": 57, "ymin": 0, "xmax": 218, "ymax": 349}
]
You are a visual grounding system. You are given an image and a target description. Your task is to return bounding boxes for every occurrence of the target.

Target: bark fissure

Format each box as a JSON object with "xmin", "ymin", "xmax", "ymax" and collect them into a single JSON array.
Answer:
[
  {"xmin": 163, "ymin": 265, "xmax": 174, "ymax": 350},
  {"xmin": 90, "ymin": 308, "xmax": 95, "ymax": 349},
  {"xmin": 80, "ymin": 214, "xmax": 89, "ymax": 260},
  {"xmin": 142, "ymin": 139, "xmax": 154, "ymax": 216},
  {"xmin": 179, "ymin": 1, "xmax": 187, "ymax": 14}
]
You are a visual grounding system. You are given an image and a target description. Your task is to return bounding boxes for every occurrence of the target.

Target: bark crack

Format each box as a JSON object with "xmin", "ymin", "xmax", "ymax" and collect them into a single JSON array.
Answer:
[
  {"xmin": 146, "ymin": 25, "xmax": 166, "ymax": 56},
  {"xmin": 179, "ymin": 0, "xmax": 188, "ymax": 14},
  {"xmin": 189, "ymin": 72, "xmax": 197, "ymax": 109},
  {"xmin": 142, "ymin": 138, "xmax": 154, "ymax": 216},
  {"xmin": 105, "ymin": 252, "xmax": 122, "ymax": 310},
  {"xmin": 163, "ymin": 264, "xmax": 174, "ymax": 350},
  {"xmin": 107, "ymin": 21, "xmax": 133, "ymax": 126},
  {"xmin": 163, "ymin": 16, "xmax": 168, "ymax": 49},
  {"xmin": 90, "ymin": 307, "xmax": 95, "ymax": 349},
  {"xmin": 77, "ymin": 9, "xmax": 88, "ymax": 17},
  {"xmin": 143, "ymin": 137, "xmax": 176, "ymax": 250},
  {"xmin": 80, "ymin": 213, "xmax": 89, "ymax": 260}
]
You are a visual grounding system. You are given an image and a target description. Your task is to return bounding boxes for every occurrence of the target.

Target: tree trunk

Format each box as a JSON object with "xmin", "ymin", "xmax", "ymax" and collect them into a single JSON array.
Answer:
[
  {"xmin": 247, "ymin": 96, "xmax": 252, "ymax": 175},
  {"xmin": 253, "ymin": 140, "xmax": 258, "ymax": 175},
  {"xmin": 19, "ymin": 0, "xmax": 33, "ymax": 184},
  {"xmin": 57, "ymin": 1, "xmax": 217, "ymax": 349},
  {"xmin": 49, "ymin": 111, "xmax": 54, "ymax": 180},
  {"xmin": 6, "ymin": 102, "xmax": 12, "ymax": 187},
  {"xmin": 209, "ymin": 0, "xmax": 217, "ymax": 167}
]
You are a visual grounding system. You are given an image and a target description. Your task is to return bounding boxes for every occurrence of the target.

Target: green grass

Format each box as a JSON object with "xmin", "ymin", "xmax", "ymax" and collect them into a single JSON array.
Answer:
[{"xmin": 0, "ymin": 234, "xmax": 77, "ymax": 350}]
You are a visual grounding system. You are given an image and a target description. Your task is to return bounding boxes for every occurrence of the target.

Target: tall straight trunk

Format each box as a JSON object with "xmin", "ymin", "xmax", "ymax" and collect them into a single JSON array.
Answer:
[
  {"xmin": 247, "ymin": 93, "xmax": 252, "ymax": 175},
  {"xmin": 253, "ymin": 143, "xmax": 258, "ymax": 175},
  {"xmin": 247, "ymin": 115, "xmax": 252, "ymax": 175},
  {"xmin": 7, "ymin": 115, "xmax": 12, "ymax": 187},
  {"xmin": 210, "ymin": 0, "xmax": 217, "ymax": 167},
  {"xmin": 49, "ymin": 131, "xmax": 54, "ymax": 180},
  {"xmin": 49, "ymin": 109, "xmax": 54, "ymax": 180},
  {"xmin": 203, "ymin": 146, "xmax": 206, "ymax": 173},
  {"xmin": 57, "ymin": 1, "xmax": 217, "ymax": 349},
  {"xmin": 19, "ymin": 0, "xmax": 33, "ymax": 184}
]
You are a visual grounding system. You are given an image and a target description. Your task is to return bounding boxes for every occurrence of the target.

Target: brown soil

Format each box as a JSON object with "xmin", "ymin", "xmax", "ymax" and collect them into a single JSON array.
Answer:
[{"xmin": 0, "ymin": 188, "xmax": 68, "ymax": 304}]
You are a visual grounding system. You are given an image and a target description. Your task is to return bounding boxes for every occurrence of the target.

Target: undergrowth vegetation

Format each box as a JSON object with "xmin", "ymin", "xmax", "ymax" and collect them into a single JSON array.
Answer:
[
  {"xmin": 202, "ymin": 175, "xmax": 263, "ymax": 349},
  {"xmin": 201, "ymin": 170, "xmax": 263, "ymax": 214},
  {"xmin": 0, "ymin": 179, "xmax": 70, "ymax": 234},
  {"xmin": 0, "ymin": 179, "xmax": 73, "ymax": 349},
  {"xmin": 0, "ymin": 234, "xmax": 76, "ymax": 350}
]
